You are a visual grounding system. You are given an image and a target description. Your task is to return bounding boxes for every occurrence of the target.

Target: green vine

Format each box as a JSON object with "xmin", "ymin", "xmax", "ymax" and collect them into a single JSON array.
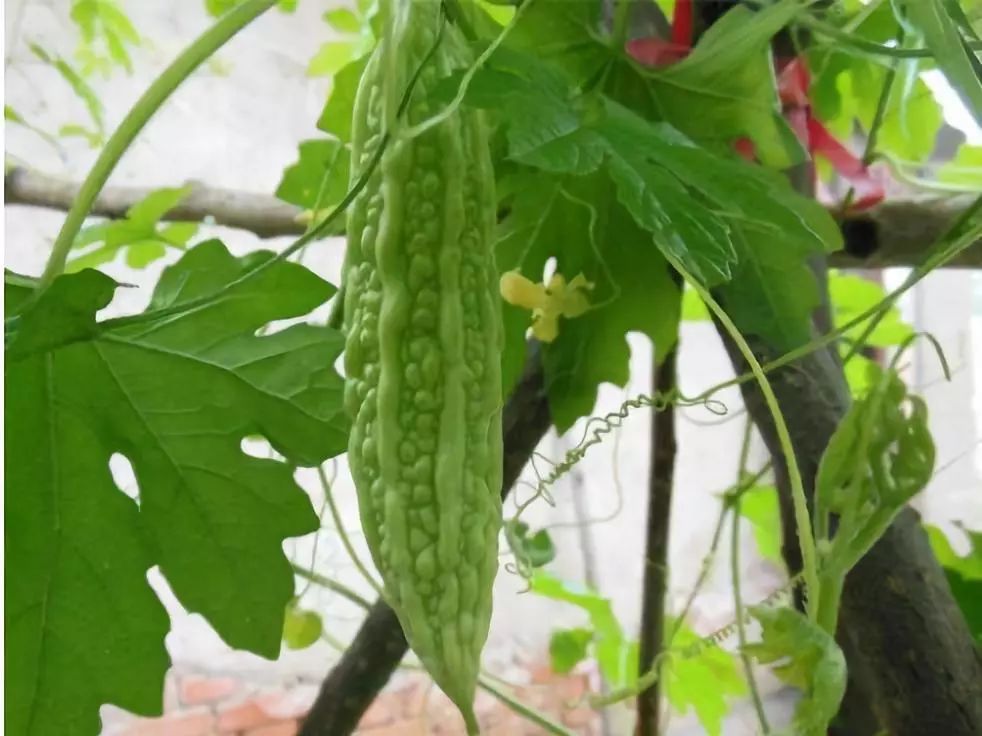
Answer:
[{"xmin": 670, "ymin": 256, "xmax": 822, "ymax": 623}]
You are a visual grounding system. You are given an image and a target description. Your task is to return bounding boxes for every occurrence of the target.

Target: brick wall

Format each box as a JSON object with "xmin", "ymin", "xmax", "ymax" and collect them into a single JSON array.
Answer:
[{"xmin": 103, "ymin": 665, "xmax": 600, "ymax": 736}]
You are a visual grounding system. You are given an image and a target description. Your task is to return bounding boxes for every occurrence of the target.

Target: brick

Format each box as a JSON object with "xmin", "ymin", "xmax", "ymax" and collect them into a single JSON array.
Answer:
[
  {"xmin": 562, "ymin": 705, "xmax": 598, "ymax": 730},
  {"xmin": 180, "ymin": 675, "xmax": 240, "ymax": 706},
  {"xmin": 529, "ymin": 661, "xmax": 554, "ymax": 684},
  {"xmin": 122, "ymin": 710, "xmax": 215, "ymax": 736},
  {"xmin": 217, "ymin": 700, "xmax": 278, "ymax": 732},
  {"xmin": 255, "ymin": 686, "xmax": 318, "ymax": 719},
  {"xmin": 247, "ymin": 721, "xmax": 299, "ymax": 736},
  {"xmin": 354, "ymin": 722, "xmax": 429, "ymax": 736},
  {"xmin": 394, "ymin": 683, "xmax": 426, "ymax": 718},
  {"xmin": 357, "ymin": 697, "xmax": 396, "ymax": 729},
  {"xmin": 555, "ymin": 673, "xmax": 589, "ymax": 704}
]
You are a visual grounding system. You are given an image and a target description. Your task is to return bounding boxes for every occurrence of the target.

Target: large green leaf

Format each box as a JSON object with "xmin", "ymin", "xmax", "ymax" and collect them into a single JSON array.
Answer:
[
  {"xmin": 5, "ymin": 241, "xmax": 348, "ymax": 735},
  {"xmin": 496, "ymin": 172, "xmax": 681, "ymax": 431},
  {"xmin": 454, "ymin": 49, "xmax": 840, "ymax": 290},
  {"xmin": 505, "ymin": 0, "xmax": 609, "ymax": 85},
  {"xmin": 643, "ymin": 1, "xmax": 806, "ymax": 168}
]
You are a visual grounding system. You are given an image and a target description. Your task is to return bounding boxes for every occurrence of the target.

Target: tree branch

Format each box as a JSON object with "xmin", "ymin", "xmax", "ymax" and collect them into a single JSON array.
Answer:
[
  {"xmin": 6, "ymin": 165, "xmax": 981, "ymax": 267},
  {"xmin": 635, "ymin": 339, "xmax": 678, "ymax": 736},
  {"xmin": 298, "ymin": 345, "xmax": 552, "ymax": 736},
  {"xmin": 4, "ymin": 165, "xmax": 305, "ymax": 239},
  {"xmin": 835, "ymin": 195, "xmax": 982, "ymax": 268}
]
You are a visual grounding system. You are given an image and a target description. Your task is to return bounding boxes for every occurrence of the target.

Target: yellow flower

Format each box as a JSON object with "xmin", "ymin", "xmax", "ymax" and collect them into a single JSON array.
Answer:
[{"xmin": 499, "ymin": 270, "xmax": 594, "ymax": 343}]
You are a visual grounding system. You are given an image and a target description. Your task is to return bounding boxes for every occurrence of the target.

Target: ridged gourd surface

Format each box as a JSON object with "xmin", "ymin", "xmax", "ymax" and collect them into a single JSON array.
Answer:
[{"xmin": 342, "ymin": 2, "xmax": 502, "ymax": 720}]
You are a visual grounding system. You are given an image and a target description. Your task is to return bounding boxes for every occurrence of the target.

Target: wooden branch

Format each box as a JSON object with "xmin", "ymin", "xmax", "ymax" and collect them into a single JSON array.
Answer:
[
  {"xmin": 5, "ymin": 166, "xmax": 981, "ymax": 267},
  {"xmin": 298, "ymin": 345, "xmax": 552, "ymax": 736},
  {"xmin": 4, "ymin": 166, "xmax": 306, "ymax": 239},
  {"xmin": 636, "ymin": 338, "xmax": 678, "ymax": 736},
  {"xmin": 835, "ymin": 195, "xmax": 982, "ymax": 268}
]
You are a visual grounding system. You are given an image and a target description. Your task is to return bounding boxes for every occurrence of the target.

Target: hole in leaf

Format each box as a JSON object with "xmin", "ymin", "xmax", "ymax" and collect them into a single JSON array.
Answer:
[
  {"xmin": 110, "ymin": 452, "xmax": 140, "ymax": 506},
  {"xmin": 240, "ymin": 435, "xmax": 280, "ymax": 461}
]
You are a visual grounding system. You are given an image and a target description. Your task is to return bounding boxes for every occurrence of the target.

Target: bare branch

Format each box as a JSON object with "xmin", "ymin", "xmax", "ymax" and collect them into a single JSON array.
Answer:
[
  {"xmin": 5, "ymin": 166, "xmax": 981, "ymax": 267},
  {"xmin": 835, "ymin": 195, "xmax": 982, "ymax": 268},
  {"xmin": 4, "ymin": 166, "xmax": 306, "ymax": 238}
]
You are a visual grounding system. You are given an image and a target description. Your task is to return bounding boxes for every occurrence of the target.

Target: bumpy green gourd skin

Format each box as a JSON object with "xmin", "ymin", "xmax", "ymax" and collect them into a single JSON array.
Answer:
[{"xmin": 342, "ymin": 3, "xmax": 502, "ymax": 728}]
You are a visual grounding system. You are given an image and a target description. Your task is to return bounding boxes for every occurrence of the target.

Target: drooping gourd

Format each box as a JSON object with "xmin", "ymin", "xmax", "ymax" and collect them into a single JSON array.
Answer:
[{"xmin": 341, "ymin": 1, "xmax": 502, "ymax": 731}]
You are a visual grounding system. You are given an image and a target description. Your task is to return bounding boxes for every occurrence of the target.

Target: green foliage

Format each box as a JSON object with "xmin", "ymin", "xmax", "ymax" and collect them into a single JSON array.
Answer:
[
  {"xmin": 275, "ymin": 139, "xmax": 350, "ymax": 215},
  {"xmin": 70, "ymin": 0, "xmax": 141, "ymax": 76},
  {"xmin": 926, "ymin": 524, "xmax": 982, "ymax": 642},
  {"xmin": 282, "ymin": 600, "xmax": 324, "ymax": 650},
  {"xmin": 456, "ymin": 39, "xmax": 840, "ymax": 421},
  {"xmin": 745, "ymin": 606, "xmax": 846, "ymax": 736},
  {"xmin": 816, "ymin": 371, "xmax": 935, "ymax": 570},
  {"xmin": 531, "ymin": 571, "xmax": 635, "ymax": 687},
  {"xmin": 69, "ymin": 185, "xmax": 200, "ymax": 271},
  {"xmin": 548, "ymin": 627, "xmax": 593, "ymax": 674},
  {"xmin": 663, "ymin": 618, "xmax": 747, "ymax": 736},
  {"xmin": 828, "ymin": 272, "xmax": 914, "ymax": 348},
  {"xmin": 680, "ymin": 284, "xmax": 710, "ymax": 321},
  {"xmin": 456, "ymin": 49, "xmax": 838, "ymax": 286},
  {"xmin": 10, "ymin": 1, "xmax": 981, "ymax": 732},
  {"xmin": 641, "ymin": 1, "xmax": 807, "ymax": 168},
  {"xmin": 5, "ymin": 241, "xmax": 349, "ymax": 735},
  {"xmin": 317, "ymin": 55, "xmax": 370, "ymax": 142},
  {"xmin": 4, "ymin": 270, "xmax": 41, "ymax": 316},
  {"xmin": 505, "ymin": 520, "xmax": 556, "ymax": 570},
  {"xmin": 28, "ymin": 43, "xmax": 105, "ymax": 147},
  {"xmin": 4, "ymin": 104, "xmax": 60, "ymax": 150},
  {"xmin": 307, "ymin": 1, "xmax": 377, "ymax": 77},
  {"xmin": 738, "ymin": 485, "xmax": 784, "ymax": 565},
  {"xmin": 895, "ymin": 0, "xmax": 982, "ymax": 120},
  {"xmin": 204, "ymin": 0, "xmax": 297, "ymax": 17},
  {"xmin": 275, "ymin": 49, "xmax": 368, "ymax": 229},
  {"xmin": 938, "ymin": 143, "xmax": 982, "ymax": 187},
  {"xmin": 810, "ymin": 0, "xmax": 946, "ymax": 165},
  {"xmin": 534, "ymin": 572, "xmax": 746, "ymax": 734}
]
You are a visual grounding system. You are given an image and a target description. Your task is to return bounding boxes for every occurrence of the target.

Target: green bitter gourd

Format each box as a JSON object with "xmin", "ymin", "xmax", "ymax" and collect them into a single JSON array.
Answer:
[{"xmin": 342, "ymin": 1, "xmax": 502, "ymax": 731}]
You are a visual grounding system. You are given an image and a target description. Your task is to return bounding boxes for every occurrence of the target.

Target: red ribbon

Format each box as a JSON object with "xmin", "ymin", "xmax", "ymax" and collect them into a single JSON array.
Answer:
[{"xmin": 626, "ymin": 1, "xmax": 884, "ymax": 212}]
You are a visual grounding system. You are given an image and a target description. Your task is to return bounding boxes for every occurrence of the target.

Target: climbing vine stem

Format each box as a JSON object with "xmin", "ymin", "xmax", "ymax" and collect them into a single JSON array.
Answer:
[
  {"xmin": 38, "ymin": 0, "xmax": 278, "ymax": 289},
  {"xmin": 668, "ymin": 255, "xmax": 821, "ymax": 623}
]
